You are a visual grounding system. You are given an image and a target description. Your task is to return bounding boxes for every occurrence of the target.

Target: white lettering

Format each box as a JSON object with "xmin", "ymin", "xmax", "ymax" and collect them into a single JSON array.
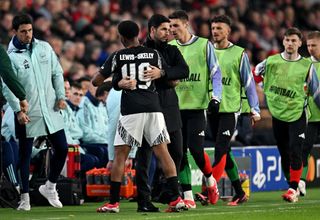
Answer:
[
  {"xmin": 275, "ymin": 157, "xmax": 282, "ymax": 181},
  {"xmin": 137, "ymin": 53, "xmax": 154, "ymax": 59},
  {"xmin": 267, "ymin": 156, "xmax": 276, "ymax": 181},
  {"xmin": 119, "ymin": 54, "xmax": 134, "ymax": 60}
]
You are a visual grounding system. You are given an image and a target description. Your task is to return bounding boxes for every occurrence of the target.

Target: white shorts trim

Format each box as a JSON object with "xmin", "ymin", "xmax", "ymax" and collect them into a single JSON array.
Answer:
[{"xmin": 114, "ymin": 112, "xmax": 170, "ymax": 148}]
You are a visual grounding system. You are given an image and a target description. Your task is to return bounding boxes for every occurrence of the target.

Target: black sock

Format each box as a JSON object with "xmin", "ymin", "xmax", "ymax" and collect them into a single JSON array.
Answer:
[
  {"xmin": 166, "ymin": 176, "xmax": 180, "ymax": 201},
  {"xmin": 181, "ymin": 183, "xmax": 192, "ymax": 192},
  {"xmin": 289, "ymin": 181, "xmax": 298, "ymax": 190},
  {"xmin": 110, "ymin": 181, "xmax": 121, "ymax": 204},
  {"xmin": 231, "ymin": 179, "xmax": 244, "ymax": 196}
]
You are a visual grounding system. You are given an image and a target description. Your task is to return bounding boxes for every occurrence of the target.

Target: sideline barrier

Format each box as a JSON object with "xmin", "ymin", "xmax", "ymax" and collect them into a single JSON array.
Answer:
[{"xmin": 189, "ymin": 145, "xmax": 320, "ymax": 192}]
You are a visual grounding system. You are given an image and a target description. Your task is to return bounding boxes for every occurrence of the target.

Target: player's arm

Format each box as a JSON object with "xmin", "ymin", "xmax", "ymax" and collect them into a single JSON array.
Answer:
[
  {"xmin": 111, "ymin": 54, "xmax": 136, "ymax": 91},
  {"xmin": 144, "ymin": 50, "xmax": 164, "ymax": 80},
  {"xmin": 92, "ymin": 52, "xmax": 116, "ymax": 87},
  {"xmin": 254, "ymin": 59, "xmax": 267, "ymax": 81},
  {"xmin": 239, "ymin": 52, "xmax": 261, "ymax": 123},
  {"xmin": 307, "ymin": 64, "xmax": 320, "ymax": 108},
  {"xmin": 207, "ymin": 41, "xmax": 222, "ymax": 114},
  {"xmin": 112, "ymin": 71, "xmax": 123, "ymax": 91},
  {"xmin": 207, "ymin": 41, "xmax": 222, "ymax": 101}
]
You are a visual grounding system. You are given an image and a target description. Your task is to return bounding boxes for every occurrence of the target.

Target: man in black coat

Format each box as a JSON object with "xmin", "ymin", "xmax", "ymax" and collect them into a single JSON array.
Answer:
[{"xmin": 135, "ymin": 14, "xmax": 189, "ymax": 212}]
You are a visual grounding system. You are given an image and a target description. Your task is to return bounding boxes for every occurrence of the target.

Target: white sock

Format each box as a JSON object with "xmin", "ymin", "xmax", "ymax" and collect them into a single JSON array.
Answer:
[
  {"xmin": 21, "ymin": 193, "xmax": 30, "ymax": 201},
  {"xmin": 206, "ymin": 175, "xmax": 216, "ymax": 187},
  {"xmin": 45, "ymin": 180, "xmax": 56, "ymax": 191},
  {"xmin": 183, "ymin": 190, "xmax": 194, "ymax": 201}
]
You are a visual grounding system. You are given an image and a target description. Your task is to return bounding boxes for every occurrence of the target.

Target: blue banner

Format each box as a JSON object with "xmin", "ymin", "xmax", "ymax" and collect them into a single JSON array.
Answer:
[
  {"xmin": 191, "ymin": 146, "xmax": 320, "ymax": 192},
  {"xmin": 232, "ymin": 146, "xmax": 288, "ymax": 191}
]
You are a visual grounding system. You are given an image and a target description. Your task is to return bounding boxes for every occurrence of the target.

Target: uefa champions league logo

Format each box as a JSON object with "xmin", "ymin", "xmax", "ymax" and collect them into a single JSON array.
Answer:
[
  {"xmin": 253, "ymin": 150, "xmax": 283, "ymax": 189},
  {"xmin": 253, "ymin": 151, "xmax": 266, "ymax": 189}
]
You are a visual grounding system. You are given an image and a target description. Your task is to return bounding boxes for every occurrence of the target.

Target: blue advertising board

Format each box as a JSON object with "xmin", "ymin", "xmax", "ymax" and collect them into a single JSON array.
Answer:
[
  {"xmin": 232, "ymin": 146, "xmax": 288, "ymax": 192},
  {"xmin": 190, "ymin": 146, "xmax": 320, "ymax": 192}
]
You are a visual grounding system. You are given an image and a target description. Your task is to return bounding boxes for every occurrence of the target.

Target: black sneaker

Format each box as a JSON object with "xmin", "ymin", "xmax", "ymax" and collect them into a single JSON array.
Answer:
[
  {"xmin": 227, "ymin": 193, "xmax": 248, "ymax": 206},
  {"xmin": 195, "ymin": 192, "xmax": 209, "ymax": 206},
  {"xmin": 137, "ymin": 201, "xmax": 160, "ymax": 212}
]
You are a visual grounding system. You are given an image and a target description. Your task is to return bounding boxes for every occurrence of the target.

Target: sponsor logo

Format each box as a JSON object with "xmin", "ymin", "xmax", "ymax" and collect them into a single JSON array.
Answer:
[
  {"xmin": 181, "ymin": 73, "xmax": 201, "ymax": 82},
  {"xmin": 23, "ymin": 59, "xmax": 30, "ymax": 69},
  {"xmin": 222, "ymin": 130, "xmax": 231, "ymax": 136},
  {"xmin": 222, "ymin": 77, "xmax": 231, "ymax": 85},
  {"xmin": 252, "ymin": 151, "xmax": 266, "ymax": 189},
  {"xmin": 269, "ymin": 85, "xmax": 296, "ymax": 98}
]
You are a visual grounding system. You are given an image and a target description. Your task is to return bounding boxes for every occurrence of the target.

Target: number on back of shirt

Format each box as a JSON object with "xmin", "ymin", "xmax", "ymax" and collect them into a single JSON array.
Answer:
[{"xmin": 121, "ymin": 62, "xmax": 151, "ymax": 89}]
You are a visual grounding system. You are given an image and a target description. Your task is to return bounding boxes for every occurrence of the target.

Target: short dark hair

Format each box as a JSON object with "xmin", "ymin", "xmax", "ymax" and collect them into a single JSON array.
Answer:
[
  {"xmin": 77, "ymin": 76, "xmax": 91, "ymax": 83},
  {"xmin": 70, "ymin": 82, "xmax": 82, "ymax": 90},
  {"xmin": 118, "ymin": 20, "xmax": 139, "ymax": 39},
  {"xmin": 307, "ymin": 31, "xmax": 320, "ymax": 40},
  {"xmin": 148, "ymin": 14, "xmax": 170, "ymax": 32},
  {"xmin": 284, "ymin": 27, "xmax": 302, "ymax": 40},
  {"xmin": 211, "ymin": 15, "xmax": 232, "ymax": 27},
  {"xmin": 168, "ymin": 10, "xmax": 189, "ymax": 21},
  {"xmin": 12, "ymin": 14, "xmax": 33, "ymax": 30}
]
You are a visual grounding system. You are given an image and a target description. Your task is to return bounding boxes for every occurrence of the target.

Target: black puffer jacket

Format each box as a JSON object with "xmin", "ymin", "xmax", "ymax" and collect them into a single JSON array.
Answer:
[{"xmin": 144, "ymin": 36, "xmax": 189, "ymax": 132}]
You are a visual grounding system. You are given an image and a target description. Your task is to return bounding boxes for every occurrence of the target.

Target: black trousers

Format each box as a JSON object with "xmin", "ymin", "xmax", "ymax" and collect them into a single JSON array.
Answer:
[
  {"xmin": 272, "ymin": 112, "xmax": 306, "ymax": 175},
  {"xmin": 135, "ymin": 129, "xmax": 183, "ymax": 203},
  {"xmin": 180, "ymin": 110, "xmax": 206, "ymax": 175},
  {"xmin": 208, "ymin": 112, "xmax": 237, "ymax": 168},
  {"xmin": 302, "ymin": 121, "xmax": 320, "ymax": 166}
]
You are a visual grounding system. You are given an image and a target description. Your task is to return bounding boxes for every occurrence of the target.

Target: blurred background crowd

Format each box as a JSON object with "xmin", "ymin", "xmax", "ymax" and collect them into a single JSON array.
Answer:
[{"xmin": 1, "ymin": 0, "xmax": 320, "ymax": 145}]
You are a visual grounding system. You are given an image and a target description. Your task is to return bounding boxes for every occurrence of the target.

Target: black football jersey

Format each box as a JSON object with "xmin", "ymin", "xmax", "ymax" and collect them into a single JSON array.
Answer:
[{"xmin": 110, "ymin": 46, "xmax": 163, "ymax": 115}]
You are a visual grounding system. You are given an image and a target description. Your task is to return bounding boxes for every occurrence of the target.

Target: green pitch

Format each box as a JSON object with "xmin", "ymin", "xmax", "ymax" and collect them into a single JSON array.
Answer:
[{"xmin": 1, "ymin": 189, "xmax": 319, "ymax": 220}]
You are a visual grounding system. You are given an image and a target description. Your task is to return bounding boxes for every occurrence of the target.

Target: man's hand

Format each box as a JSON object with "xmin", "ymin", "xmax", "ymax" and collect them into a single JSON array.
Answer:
[
  {"xmin": 118, "ymin": 76, "xmax": 137, "ymax": 90},
  {"xmin": 125, "ymin": 158, "xmax": 133, "ymax": 170},
  {"xmin": 207, "ymin": 98, "xmax": 220, "ymax": 115},
  {"xmin": 144, "ymin": 65, "xmax": 162, "ymax": 80},
  {"xmin": 250, "ymin": 109, "xmax": 261, "ymax": 126},
  {"xmin": 55, "ymin": 99, "xmax": 67, "ymax": 110},
  {"xmin": 167, "ymin": 80, "xmax": 180, "ymax": 88},
  {"xmin": 92, "ymin": 72, "xmax": 106, "ymax": 87},
  {"xmin": 19, "ymin": 99, "xmax": 28, "ymax": 113},
  {"xmin": 106, "ymin": 160, "xmax": 113, "ymax": 171},
  {"xmin": 17, "ymin": 111, "xmax": 30, "ymax": 125}
]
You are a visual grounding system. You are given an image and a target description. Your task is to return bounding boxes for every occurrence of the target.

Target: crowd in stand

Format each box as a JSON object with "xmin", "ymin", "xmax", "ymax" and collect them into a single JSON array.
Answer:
[
  {"xmin": 1, "ymin": 0, "xmax": 320, "ymax": 79},
  {"xmin": 0, "ymin": 1, "xmax": 319, "ymax": 154},
  {"xmin": 1, "ymin": 0, "xmax": 320, "ymax": 212}
]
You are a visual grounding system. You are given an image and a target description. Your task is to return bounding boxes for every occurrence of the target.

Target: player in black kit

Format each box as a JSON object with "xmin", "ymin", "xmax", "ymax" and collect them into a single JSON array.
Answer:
[{"xmin": 93, "ymin": 20, "xmax": 186, "ymax": 213}]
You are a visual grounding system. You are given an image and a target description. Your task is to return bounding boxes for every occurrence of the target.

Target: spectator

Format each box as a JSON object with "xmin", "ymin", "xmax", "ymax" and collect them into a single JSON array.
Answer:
[
  {"xmin": 0, "ymin": 12, "xmax": 14, "ymax": 45},
  {"xmin": 62, "ymin": 82, "xmax": 100, "ymax": 172},
  {"xmin": 76, "ymin": 82, "xmax": 109, "ymax": 168}
]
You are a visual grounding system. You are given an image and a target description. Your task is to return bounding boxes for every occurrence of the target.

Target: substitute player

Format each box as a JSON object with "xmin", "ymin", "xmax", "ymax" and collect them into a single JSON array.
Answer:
[{"xmin": 255, "ymin": 27, "xmax": 320, "ymax": 203}]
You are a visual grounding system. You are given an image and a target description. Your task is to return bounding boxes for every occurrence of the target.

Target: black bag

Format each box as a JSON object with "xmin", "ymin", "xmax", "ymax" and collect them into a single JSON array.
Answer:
[
  {"xmin": 0, "ymin": 175, "xmax": 19, "ymax": 208},
  {"xmin": 30, "ymin": 177, "xmax": 83, "ymax": 206}
]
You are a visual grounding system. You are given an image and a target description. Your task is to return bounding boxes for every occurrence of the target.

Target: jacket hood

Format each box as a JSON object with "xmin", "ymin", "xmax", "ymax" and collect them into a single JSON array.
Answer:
[{"xmin": 7, "ymin": 36, "xmax": 37, "ymax": 54}]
